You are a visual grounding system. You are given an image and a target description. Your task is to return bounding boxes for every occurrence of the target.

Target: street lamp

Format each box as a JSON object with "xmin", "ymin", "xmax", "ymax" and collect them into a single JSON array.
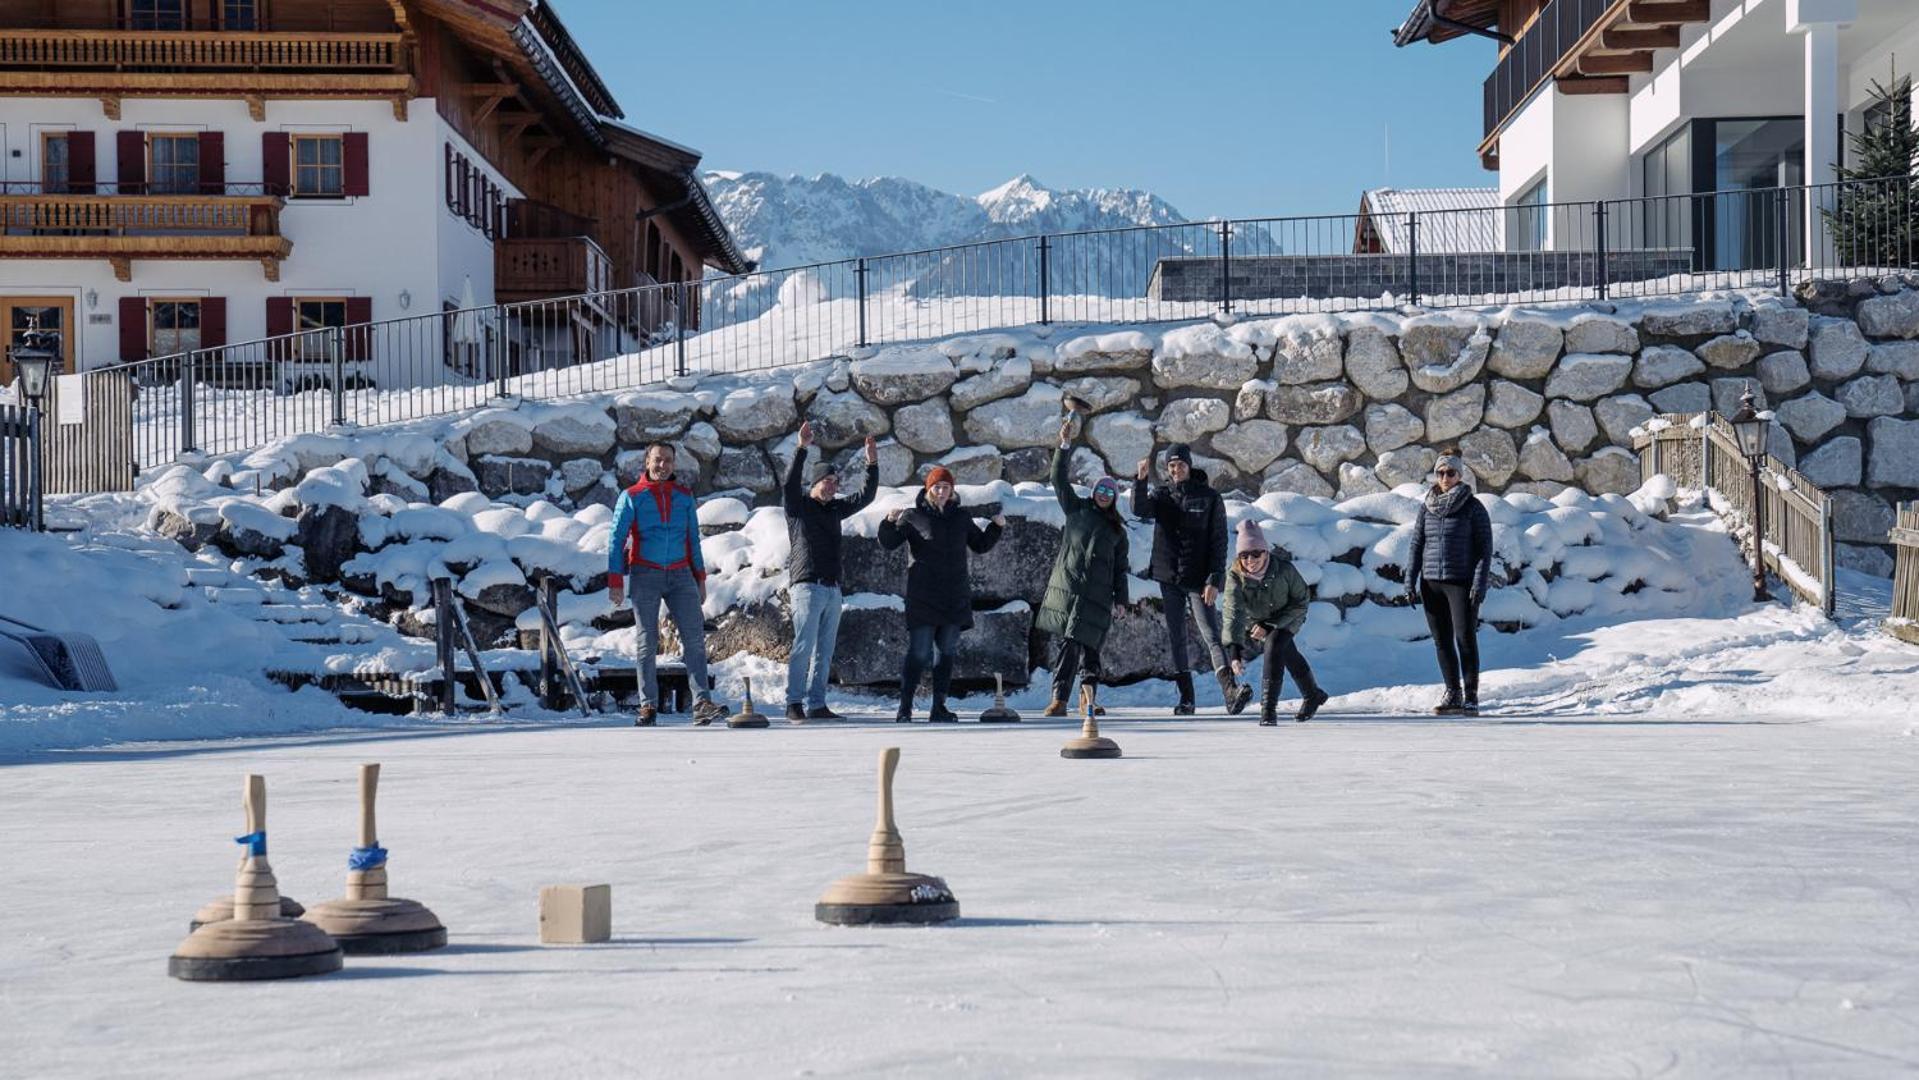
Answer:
[
  {"xmin": 1728, "ymin": 383, "xmax": 1771, "ymax": 602},
  {"xmin": 7, "ymin": 321, "xmax": 57, "ymax": 533}
]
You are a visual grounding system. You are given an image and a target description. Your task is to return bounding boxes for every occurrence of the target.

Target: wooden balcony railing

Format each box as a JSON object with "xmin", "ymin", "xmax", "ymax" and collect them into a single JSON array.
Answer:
[
  {"xmin": 0, "ymin": 193, "xmax": 282, "ymax": 235},
  {"xmin": 0, "ymin": 193, "xmax": 290, "ymax": 279},
  {"xmin": 496, "ymin": 236, "xmax": 614, "ymax": 303},
  {"xmin": 0, "ymin": 29, "xmax": 405, "ymax": 71}
]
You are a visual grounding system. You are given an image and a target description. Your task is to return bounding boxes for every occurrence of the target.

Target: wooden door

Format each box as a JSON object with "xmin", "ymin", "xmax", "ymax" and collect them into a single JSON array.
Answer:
[{"xmin": 0, "ymin": 297, "xmax": 77, "ymax": 386}]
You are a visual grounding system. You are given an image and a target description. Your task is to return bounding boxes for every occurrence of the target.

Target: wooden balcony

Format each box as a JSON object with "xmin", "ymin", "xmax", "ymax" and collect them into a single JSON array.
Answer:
[
  {"xmin": 0, "ymin": 193, "xmax": 291, "ymax": 281},
  {"xmin": 496, "ymin": 236, "xmax": 615, "ymax": 304},
  {"xmin": 0, "ymin": 29, "xmax": 413, "ymax": 119}
]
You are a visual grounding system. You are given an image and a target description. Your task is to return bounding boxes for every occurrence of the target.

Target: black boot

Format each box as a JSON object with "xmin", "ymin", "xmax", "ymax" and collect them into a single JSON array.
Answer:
[
  {"xmin": 928, "ymin": 699, "xmax": 959, "ymax": 723},
  {"xmin": 1461, "ymin": 680, "xmax": 1479, "ymax": 717},
  {"xmin": 1173, "ymin": 672, "xmax": 1196, "ymax": 716},
  {"xmin": 1295, "ymin": 686, "xmax": 1330, "ymax": 722},
  {"xmin": 1434, "ymin": 686, "xmax": 1464, "ymax": 715},
  {"xmin": 1219, "ymin": 667, "xmax": 1253, "ymax": 716}
]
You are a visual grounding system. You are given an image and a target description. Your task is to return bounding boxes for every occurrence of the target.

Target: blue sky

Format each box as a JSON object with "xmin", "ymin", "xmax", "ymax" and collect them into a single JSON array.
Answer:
[{"xmin": 558, "ymin": 0, "xmax": 1497, "ymax": 218}]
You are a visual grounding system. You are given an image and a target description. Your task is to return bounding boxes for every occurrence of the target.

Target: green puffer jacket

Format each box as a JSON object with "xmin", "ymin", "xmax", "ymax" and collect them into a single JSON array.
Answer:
[
  {"xmin": 1221, "ymin": 558, "xmax": 1311, "ymax": 659},
  {"xmin": 1034, "ymin": 447, "xmax": 1130, "ymax": 649}
]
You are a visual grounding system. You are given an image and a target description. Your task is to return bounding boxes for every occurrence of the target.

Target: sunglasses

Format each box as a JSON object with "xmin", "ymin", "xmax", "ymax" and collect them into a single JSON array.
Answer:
[{"xmin": 1435, "ymin": 469, "xmax": 1459, "ymax": 478}]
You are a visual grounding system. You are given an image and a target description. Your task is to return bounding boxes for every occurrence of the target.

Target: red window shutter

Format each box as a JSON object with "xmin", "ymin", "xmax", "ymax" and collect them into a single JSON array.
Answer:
[
  {"xmin": 200, "ymin": 297, "xmax": 226, "ymax": 349},
  {"xmin": 342, "ymin": 132, "xmax": 369, "ymax": 197},
  {"xmin": 344, "ymin": 297, "xmax": 373, "ymax": 361},
  {"xmin": 265, "ymin": 296, "xmax": 295, "ymax": 362},
  {"xmin": 197, "ymin": 131, "xmax": 224, "ymax": 194},
  {"xmin": 118, "ymin": 297, "xmax": 148, "ymax": 362},
  {"xmin": 116, "ymin": 130, "xmax": 145, "ymax": 194},
  {"xmin": 262, "ymin": 132, "xmax": 289, "ymax": 196},
  {"xmin": 67, "ymin": 132, "xmax": 96, "ymax": 193}
]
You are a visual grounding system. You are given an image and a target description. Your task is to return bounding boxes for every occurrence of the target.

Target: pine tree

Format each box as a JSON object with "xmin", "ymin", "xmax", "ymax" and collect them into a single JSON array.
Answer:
[{"xmin": 1822, "ymin": 78, "xmax": 1919, "ymax": 267}]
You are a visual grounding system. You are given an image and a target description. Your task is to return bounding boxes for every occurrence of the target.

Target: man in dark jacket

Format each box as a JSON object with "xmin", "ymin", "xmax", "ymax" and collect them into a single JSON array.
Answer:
[
  {"xmin": 1133, "ymin": 442, "xmax": 1249, "ymax": 715},
  {"xmin": 782, "ymin": 422, "xmax": 879, "ymax": 721},
  {"xmin": 1404, "ymin": 451, "xmax": 1494, "ymax": 716},
  {"xmin": 878, "ymin": 466, "xmax": 1004, "ymax": 722}
]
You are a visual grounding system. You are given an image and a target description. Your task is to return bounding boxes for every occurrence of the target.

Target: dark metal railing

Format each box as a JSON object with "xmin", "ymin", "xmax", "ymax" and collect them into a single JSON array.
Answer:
[
  {"xmin": 1483, "ymin": 0, "xmax": 1616, "ymax": 144},
  {"xmin": 63, "ymin": 174, "xmax": 1919, "ymax": 478},
  {"xmin": 0, "ymin": 401, "xmax": 44, "ymax": 530}
]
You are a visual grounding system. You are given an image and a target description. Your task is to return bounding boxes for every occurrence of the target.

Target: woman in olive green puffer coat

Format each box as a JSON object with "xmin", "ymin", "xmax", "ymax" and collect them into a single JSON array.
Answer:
[
  {"xmin": 1222, "ymin": 519, "xmax": 1328, "ymax": 725},
  {"xmin": 1036, "ymin": 418, "xmax": 1129, "ymax": 716}
]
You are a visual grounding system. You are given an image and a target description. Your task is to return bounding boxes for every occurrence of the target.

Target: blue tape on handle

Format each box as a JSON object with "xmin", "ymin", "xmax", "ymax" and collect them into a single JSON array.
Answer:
[
  {"xmin": 348, "ymin": 844, "xmax": 388, "ymax": 870},
  {"xmin": 233, "ymin": 830, "xmax": 267, "ymax": 856}
]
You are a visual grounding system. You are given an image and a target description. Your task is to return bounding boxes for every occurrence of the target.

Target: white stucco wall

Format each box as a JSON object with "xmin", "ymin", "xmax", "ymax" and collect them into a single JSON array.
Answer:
[{"xmin": 0, "ymin": 97, "xmax": 488, "ymax": 372}]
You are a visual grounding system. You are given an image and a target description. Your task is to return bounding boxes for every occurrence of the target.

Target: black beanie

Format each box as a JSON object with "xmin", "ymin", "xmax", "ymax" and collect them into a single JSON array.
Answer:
[{"xmin": 1165, "ymin": 443, "xmax": 1193, "ymax": 465}]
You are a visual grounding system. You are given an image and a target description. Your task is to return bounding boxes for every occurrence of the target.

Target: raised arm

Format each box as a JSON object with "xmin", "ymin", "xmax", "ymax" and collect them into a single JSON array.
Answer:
[
  {"xmin": 1131, "ymin": 460, "xmax": 1157, "ymax": 522},
  {"xmin": 843, "ymin": 461, "xmax": 881, "ymax": 516},
  {"xmin": 1050, "ymin": 445, "xmax": 1083, "ymax": 515},
  {"xmin": 782, "ymin": 446, "xmax": 808, "ymax": 515},
  {"xmin": 968, "ymin": 515, "xmax": 1003, "ymax": 554}
]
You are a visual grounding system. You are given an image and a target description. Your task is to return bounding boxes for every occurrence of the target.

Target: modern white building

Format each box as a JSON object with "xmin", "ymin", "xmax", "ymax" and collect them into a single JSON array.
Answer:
[
  {"xmin": 0, "ymin": 0, "xmax": 745, "ymax": 386},
  {"xmin": 1396, "ymin": 0, "xmax": 1919, "ymax": 264}
]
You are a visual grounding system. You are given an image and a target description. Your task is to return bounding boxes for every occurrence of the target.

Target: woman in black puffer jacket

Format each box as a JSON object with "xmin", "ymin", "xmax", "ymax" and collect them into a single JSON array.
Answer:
[
  {"xmin": 878, "ymin": 466, "xmax": 1004, "ymax": 722},
  {"xmin": 1404, "ymin": 449, "xmax": 1493, "ymax": 716}
]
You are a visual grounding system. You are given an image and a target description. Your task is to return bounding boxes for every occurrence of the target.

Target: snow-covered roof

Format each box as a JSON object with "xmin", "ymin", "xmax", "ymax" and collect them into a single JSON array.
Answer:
[{"xmin": 1358, "ymin": 187, "xmax": 1501, "ymax": 254}]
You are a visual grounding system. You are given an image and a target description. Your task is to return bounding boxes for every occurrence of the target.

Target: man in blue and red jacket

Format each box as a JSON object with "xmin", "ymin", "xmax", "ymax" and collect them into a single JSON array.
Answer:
[{"xmin": 608, "ymin": 441, "xmax": 729, "ymax": 726}]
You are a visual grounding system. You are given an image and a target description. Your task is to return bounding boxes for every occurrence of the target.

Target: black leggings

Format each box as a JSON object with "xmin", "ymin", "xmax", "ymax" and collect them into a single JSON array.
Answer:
[
  {"xmin": 1050, "ymin": 638, "xmax": 1102, "ymax": 703},
  {"xmin": 1420, "ymin": 580, "xmax": 1480, "ymax": 692},
  {"xmin": 1257, "ymin": 629, "xmax": 1320, "ymax": 721}
]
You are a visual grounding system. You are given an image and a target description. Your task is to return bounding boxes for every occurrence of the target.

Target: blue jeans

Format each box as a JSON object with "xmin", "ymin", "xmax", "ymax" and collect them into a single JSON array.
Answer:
[
  {"xmin": 900, "ymin": 623, "xmax": 962, "ymax": 712},
  {"xmin": 786, "ymin": 583, "xmax": 843, "ymax": 710},
  {"xmin": 630, "ymin": 566, "xmax": 710, "ymax": 710}
]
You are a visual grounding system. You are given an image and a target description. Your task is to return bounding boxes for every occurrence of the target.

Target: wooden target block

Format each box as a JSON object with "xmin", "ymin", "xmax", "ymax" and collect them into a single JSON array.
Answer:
[{"xmin": 539, "ymin": 884, "xmax": 612, "ymax": 944}]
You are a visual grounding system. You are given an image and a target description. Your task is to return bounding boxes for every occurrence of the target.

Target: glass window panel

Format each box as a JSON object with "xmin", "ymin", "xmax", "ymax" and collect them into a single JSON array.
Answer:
[
  {"xmin": 291, "ymin": 137, "xmax": 344, "ymax": 197},
  {"xmin": 223, "ymin": 0, "xmax": 256, "ymax": 30},
  {"xmin": 150, "ymin": 136, "xmax": 199, "ymax": 195},
  {"xmin": 43, "ymin": 135, "xmax": 68, "ymax": 194}
]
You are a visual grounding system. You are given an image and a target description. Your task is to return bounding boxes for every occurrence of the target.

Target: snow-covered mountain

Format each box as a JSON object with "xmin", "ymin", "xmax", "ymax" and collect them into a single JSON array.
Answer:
[{"xmin": 704, "ymin": 171, "xmax": 1193, "ymax": 274}]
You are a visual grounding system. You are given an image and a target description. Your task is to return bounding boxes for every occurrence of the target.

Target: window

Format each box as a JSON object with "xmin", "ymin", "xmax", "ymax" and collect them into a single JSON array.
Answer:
[
  {"xmin": 129, "ymin": 0, "xmax": 187, "ymax": 30},
  {"xmin": 292, "ymin": 135, "xmax": 344, "ymax": 198},
  {"xmin": 294, "ymin": 297, "xmax": 348, "ymax": 360},
  {"xmin": 150, "ymin": 300, "xmax": 201, "ymax": 356},
  {"xmin": 1711, "ymin": 118, "xmax": 1803, "ymax": 270},
  {"xmin": 41, "ymin": 133, "xmax": 68, "ymax": 195},
  {"xmin": 1508, "ymin": 177, "xmax": 1547, "ymax": 253},
  {"xmin": 1642, "ymin": 124, "xmax": 1692, "ymax": 252},
  {"xmin": 148, "ymin": 134, "xmax": 199, "ymax": 195},
  {"xmin": 222, "ymin": 0, "xmax": 256, "ymax": 30}
]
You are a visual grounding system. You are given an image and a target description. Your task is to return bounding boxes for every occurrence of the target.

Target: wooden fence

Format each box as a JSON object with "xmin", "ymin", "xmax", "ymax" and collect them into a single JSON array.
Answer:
[
  {"xmin": 1634, "ymin": 413, "xmax": 1836, "ymax": 615},
  {"xmin": 41, "ymin": 371, "xmax": 137, "ymax": 494},
  {"xmin": 1, "ymin": 401, "xmax": 40, "ymax": 529},
  {"xmin": 1891, "ymin": 504, "xmax": 1919, "ymax": 646}
]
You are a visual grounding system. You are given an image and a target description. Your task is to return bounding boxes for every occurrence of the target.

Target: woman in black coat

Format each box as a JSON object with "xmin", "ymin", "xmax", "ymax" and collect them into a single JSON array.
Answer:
[
  {"xmin": 878, "ymin": 466, "xmax": 1004, "ymax": 722},
  {"xmin": 1404, "ymin": 449, "xmax": 1494, "ymax": 716}
]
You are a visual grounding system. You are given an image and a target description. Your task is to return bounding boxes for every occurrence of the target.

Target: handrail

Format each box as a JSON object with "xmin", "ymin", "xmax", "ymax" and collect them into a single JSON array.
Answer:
[
  {"xmin": 1890, "ymin": 503, "xmax": 1919, "ymax": 645},
  {"xmin": 0, "ymin": 28, "xmax": 405, "ymax": 70}
]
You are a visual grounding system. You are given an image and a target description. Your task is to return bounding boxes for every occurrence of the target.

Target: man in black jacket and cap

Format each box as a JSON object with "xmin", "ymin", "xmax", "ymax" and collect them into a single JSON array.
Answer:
[
  {"xmin": 1133, "ymin": 443, "xmax": 1251, "ymax": 715},
  {"xmin": 782, "ymin": 421, "xmax": 879, "ymax": 721}
]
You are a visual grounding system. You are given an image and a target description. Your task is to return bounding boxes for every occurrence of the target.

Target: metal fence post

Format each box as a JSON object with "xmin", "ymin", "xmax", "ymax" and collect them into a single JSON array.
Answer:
[
  {"xmin": 538, "ymin": 574, "xmax": 560, "ymax": 710},
  {"xmin": 493, "ymin": 305, "xmax": 509, "ymax": 398},
  {"xmin": 433, "ymin": 576, "xmax": 456, "ymax": 714},
  {"xmin": 673, "ymin": 281, "xmax": 688, "ymax": 378},
  {"xmin": 329, "ymin": 326, "xmax": 346, "ymax": 427},
  {"xmin": 1038, "ymin": 235, "xmax": 1051, "ymax": 325},
  {"xmin": 855, "ymin": 258, "xmax": 869, "ymax": 347},
  {"xmin": 1776, "ymin": 188, "xmax": 1792, "ymax": 298},
  {"xmin": 178, "ymin": 351, "xmax": 197, "ymax": 456},
  {"xmin": 26, "ymin": 405, "xmax": 42, "ymax": 532},
  {"xmin": 1407, "ymin": 213, "xmax": 1421, "ymax": 306},
  {"xmin": 1218, "ymin": 221, "xmax": 1233, "ymax": 314},
  {"xmin": 1594, "ymin": 201, "xmax": 1610, "ymax": 301}
]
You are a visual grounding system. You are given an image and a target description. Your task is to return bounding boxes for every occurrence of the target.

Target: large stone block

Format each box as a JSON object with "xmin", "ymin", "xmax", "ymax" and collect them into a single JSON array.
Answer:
[
  {"xmin": 1751, "ymin": 305, "xmax": 1810, "ymax": 348},
  {"xmin": 1544, "ymin": 354, "xmax": 1633, "ymax": 401},
  {"xmin": 1830, "ymin": 489, "xmax": 1895, "ymax": 543},
  {"xmin": 1693, "ymin": 332, "xmax": 1762, "ymax": 371},
  {"xmin": 1343, "ymin": 326, "xmax": 1408, "ymax": 399},
  {"xmin": 832, "ymin": 602, "xmax": 1032, "ymax": 690},
  {"xmin": 1867, "ymin": 340, "xmax": 1919, "ymax": 380},
  {"xmin": 1401, "ymin": 322, "xmax": 1489, "ymax": 393},
  {"xmin": 1294, "ymin": 425, "xmax": 1366, "ymax": 474},
  {"xmin": 1548, "ymin": 400, "xmax": 1599, "ymax": 454},
  {"xmin": 531, "ymin": 411, "xmax": 616, "ymax": 461},
  {"xmin": 1484, "ymin": 381, "xmax": 1545, "ymax": 429},
  {"xmin": 1210, "ymin": 419, "xmax": 1290, "ymax": 473},
  {"xmin": 1634, "ymin": 344, "xmax": 1706, "ymax": 389},
  {"xmin": 1563, "ymin": 314, "xmax": 1639, "ymax": 355},
  {"xmin": 295, "ymin": 503, "xmax": 362, "ymax": 584},
  {"xmin": 1866, "ymin": 416, "xmax": 1919, "ymax": 488},
  {"xmin": 949, "ymin": 357, "xmax": 1033, "ymax": 410},
  {"xmin": 1774, "ymin": 391, "xmax": 1847, "ymax": 443},
  {"xmin": 714, "ymin": 384, "xmax": 799, "ymax": 442},
  {"xmin": 893, "ymin": 398, "xmax": 956, "ymax": 453},
  {"xmin": 963, "ymin": 384, "xmax": 1063, "ymax": 450},
  {"xmin": 1271, "ymin": 325, "xmax": 1344, "ymax": 384},
  {"xmin": 1152, "ymin": 337, "xmax": 1259, "ymax": 390},
  {"xmin": 613, "ymin": 391, "xmax": 699, "ymax": 444},
  {"xmin": 850, "ymin": 351, "xmax": 958, "ymax": 405},
  {"xmin": 463, "ymin": 418, "xmax": 533, "ymax": 458},
  {"xmin": 1575, "ymin": 448, "xmax": 1641, "ymax": 495},
  {"xmin": 1053, "ymin": 332, "xmax": 1153, "ymax": 373},
  {"xmin": 1088, "ymin": 413, "xmax": 1156, "ymax": 478},
  {"xmin": 1856, "ymin": 287, "xmax": 1919, "ymax": 339},
  {"xmin": 1640, "ymin": 302, "xmax": 1735, "ymax": 338},
  {"xmin": 1155, "ymin": 397, "xmax": 1232, "ymax": 444},
  {"xmin": 1517, "ymin": 430, "xmax": 1575, "ymax": 482},
  {"xmin": 1375, "ymin": 446, "xmax": 1438, "ymax": 488},
  {"xmin": 1796, "ymin": 437, "xmax": 1863, "ymax": 488},
  {"xmin": 1057, "ymin": 375, "xmax": 1140, "ymax": 415},
  {"xmin": 1808, "ymin": 317, "xmax": 1870, "ymax": 380},
  {"xmin": 473, "ymin": 455, "xmax": 552, "ymax": 497},
  {"xmin": 968, "ymin": 517, "xmax": 1064, "ymax": 608},
  {"xmin": 1594, "ymin": 394, "xmax": 1655, "ymax": 448},
  {"xmin": 1836, "ymin": 373, "xmax": 1905, "ymax": 418},
  {"xmin": 1459, "ymin": 427, "xmax": 1518, "ymax": 488},
  {"xmin": 1424, "ymin": 383, "xmax": 1487, "ymax": 444},
  {"xmin": 1364, "ymin": 403, "xmax": 1424, "ymax": 453},
  {"xmin": 805, "ymin": 389, "xmax": 890, "ymax": 448},
  {"xmin": 1709, "ymin": 378, "xmax": 1767, "ymax": 418},
  {"xmin": 1261, "ymin": 460, "xmax": 1334, "ymax": 497},
  {"xmin": 712, "ymin": 447, "xmax": 775, "ymax": 493},
  {"xmin": 1487, "ymin": 318, "xmax": 1563, "ymax": 380},
  {"xmin": 1756, "ymin": 350, "xmax": 1812, "ymax": 396},
  {"xmin": 1649, "ymin": 381, "xmax": 1712, "ymax": 415},
  {"xmin": 1267, "ymin": 381, "xmax": 1363, "ymax": 425},
  {"xmin": 932, "ymin": 445, "xmax": 1005, "ymax": 485}
]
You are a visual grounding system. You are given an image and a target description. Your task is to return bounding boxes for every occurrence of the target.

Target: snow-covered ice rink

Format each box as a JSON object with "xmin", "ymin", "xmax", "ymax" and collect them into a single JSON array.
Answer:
[{"xmin": 5, "ymin": 701, "xmax": 1917, "ymax": 1078}]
